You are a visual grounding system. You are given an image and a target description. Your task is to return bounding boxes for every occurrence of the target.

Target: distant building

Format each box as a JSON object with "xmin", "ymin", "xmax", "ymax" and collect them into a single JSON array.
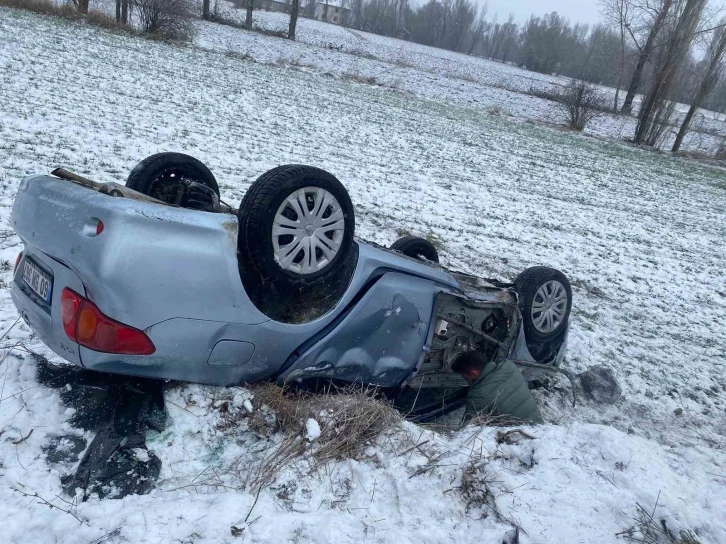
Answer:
[
  {"xmin": 235, "ymin": 0, "xmax": 297, "ymax": 13},
  {"xmin": 314, "ymin": 0, "xmax": 349, "ymax": 25},
  {"xmin": 258, "ymin": 0, "xmax": 290, "ymax": 13},
  {"xmin": 234, "ymin": 0, "xmax": 349, "ymax": 25}
]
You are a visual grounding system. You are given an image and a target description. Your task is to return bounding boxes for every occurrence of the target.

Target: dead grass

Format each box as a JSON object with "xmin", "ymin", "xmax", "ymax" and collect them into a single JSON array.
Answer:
[
  {"xmin": 275, "ymin": 56, "xmax": 303, "ymax": 68},
  {"xmin": 208, "ymin": 12, "xmax": 245, "ymax": 29},
  {"xmin": 249, "ymin": 383, "xmax": 399, "ymax": 459},
  {"xmin": 226, "ymin": 50, "xmax": 254, "ymax": 62},
  {"xmin": 347, "ymin": 47, "xmax": 377, "ymax": 60},
  {"xmin": 253, "ymin": 25, "xmax": 287, "ymax": 39},
  {"xmin": 393, "ymin": 58, "xmax": 414, "ymax": 69},
  {"xmin": 85, "ymin": 9, "xmax": 120, "ymax": 29},
  {"xmin": 0, "ymin": 0, "xmax": 134, "ymax": 33},
  {"xmin": 460, "ymin": 461, "xmax": 495, "ymax": 512},
  {"xmin": 487, "ymin": 105, "xmax": 511, "ymax": 117},
  {"xmin": 617, "ymin": 496, "xmax": 701, "ymax": 543},
  {"xmin": 458, "ymin": 457, "xmax": 525, "ymax": 534},
  {"xmin": 220, "ymin": 383, "xmax": 401, "ymax": 490},
  {"xmin": 341, "ymin": 72, "xmax": 378, "ymax": 86},
  {"xmin": 0, "ymin": 0, "xmax": 79, "ymax": 19}
]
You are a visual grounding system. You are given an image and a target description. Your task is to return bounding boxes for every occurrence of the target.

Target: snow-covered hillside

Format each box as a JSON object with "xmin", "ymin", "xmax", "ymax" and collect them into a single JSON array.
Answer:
[{"xmin": 0, "ymin": 8, "xmax": 725, "ymax": 543}]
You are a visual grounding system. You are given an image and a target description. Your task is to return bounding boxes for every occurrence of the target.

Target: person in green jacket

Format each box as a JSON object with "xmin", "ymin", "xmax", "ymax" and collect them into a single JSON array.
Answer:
[{"xmin": 453, "ymin": 352, "xmax": 543, "ymax": 424}]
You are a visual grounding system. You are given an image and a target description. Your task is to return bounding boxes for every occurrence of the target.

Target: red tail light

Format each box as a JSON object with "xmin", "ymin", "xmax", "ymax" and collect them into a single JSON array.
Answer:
[
  {"xmin": 61, "ymin": 289, "xmax": 82, "ymax": 341},
  {"xmin": 14, "ymin": 252, "xmax": 23, "ymax": 274},
  {"xmin": 61, "ymin": 288, "xmax": 155, "ymax": 355}
]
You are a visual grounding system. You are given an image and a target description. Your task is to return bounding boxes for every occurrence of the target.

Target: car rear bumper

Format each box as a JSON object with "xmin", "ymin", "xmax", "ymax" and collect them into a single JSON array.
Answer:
[
  {"xmin": 79, "ymin": 318, "xmax": 261, "ymax": 386},
  {"xmin": 11, "ymin": 246, "xmax": 264, "ymax": 386},
  {"xmin": 11, "ymin": 247, "xmax": 86, "ymax": 367}
]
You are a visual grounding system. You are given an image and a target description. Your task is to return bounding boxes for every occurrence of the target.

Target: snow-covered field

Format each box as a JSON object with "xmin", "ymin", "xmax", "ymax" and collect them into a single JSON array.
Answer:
[
  {"xmin": 1, "ymin": 8, "xmax": 726, "ymax": 543},
  {"xmin": 202, "ymin": 7, "xmax": 726, "ymax": 154}
]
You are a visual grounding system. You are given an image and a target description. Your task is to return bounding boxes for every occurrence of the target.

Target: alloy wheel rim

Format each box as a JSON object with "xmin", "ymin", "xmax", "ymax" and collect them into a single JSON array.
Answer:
[
  {"xmin": 531, "ymin": 279, "xmax": 567, "ymax": 334},
  {"xmin": 272, "ymin": 187, "xmax": 345, "ymax": 275}
]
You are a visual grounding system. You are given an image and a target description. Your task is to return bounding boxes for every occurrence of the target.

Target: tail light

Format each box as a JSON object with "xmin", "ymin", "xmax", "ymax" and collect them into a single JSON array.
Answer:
[
  {"xmin": 61, "ymin": 288, "xmax": 155, "ymax": 355},
  {"xmin": 14, "ymin": 252, "xmax": 23, "ymax": 274}
]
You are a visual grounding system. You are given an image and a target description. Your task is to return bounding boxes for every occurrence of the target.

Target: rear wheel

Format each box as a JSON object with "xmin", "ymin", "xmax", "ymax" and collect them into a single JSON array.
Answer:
[
  {"xmin": 126, "ymin": 153, "xmax": 219, "ymax": 205},
  {"xmin": 238, "ymin": 165, "xmax": 355, "ymax": 286},
  {"xmin": 515, "ymin": 266, "xmax": 572, "ymax": 343},
  {"xmin": 390, "ymin": 236, "xmax": 440, "ymax": 263}
]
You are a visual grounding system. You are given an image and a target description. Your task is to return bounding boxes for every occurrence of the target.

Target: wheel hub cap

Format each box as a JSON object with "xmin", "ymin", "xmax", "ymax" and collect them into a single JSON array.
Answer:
[
  {"xmin": 271, "ymin": 187, "xmax": 345, "ymax": 275},
  {"xmin": 531, "ymin": 280, "xmax": 568, "ymax": 334}
]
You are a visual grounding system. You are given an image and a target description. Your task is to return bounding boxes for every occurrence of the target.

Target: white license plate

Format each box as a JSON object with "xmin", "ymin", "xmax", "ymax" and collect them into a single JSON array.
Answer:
[{"xmin": 22, "ymin": 258, "xmax": 53, "ymax": 304}]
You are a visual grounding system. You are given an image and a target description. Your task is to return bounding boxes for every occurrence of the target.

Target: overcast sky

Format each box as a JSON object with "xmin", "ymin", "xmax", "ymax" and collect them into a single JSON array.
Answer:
[
  {"xmin": 485, "ymin": 0, "xmax": 603, "ymax": 25},
  {"xmin": 485, "ymin": 0, "xmax": 726, "ymax": 26}
]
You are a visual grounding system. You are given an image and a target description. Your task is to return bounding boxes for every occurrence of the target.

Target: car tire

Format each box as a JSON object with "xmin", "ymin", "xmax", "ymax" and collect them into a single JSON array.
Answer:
[
  {"xmin": 126, "ymin": 153, "xmax": 219, "ymax": 205},
  {"xmin": 390, "ymin": 236, "xmax": 440, "ymax": 263},
  {"xmin": 515, "ymin": 266, "xmax": 572, "ymax": 343},
  {"xmin": 238, "ymin": 165, "xmax": 355, "ymax": 285}
]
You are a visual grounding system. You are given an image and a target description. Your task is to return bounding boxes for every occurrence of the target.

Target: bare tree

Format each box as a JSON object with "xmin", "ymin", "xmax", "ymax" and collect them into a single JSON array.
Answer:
[
  {"xmin": 288, "ymin": 0, "xmax": 300, "ymax": 39},
  {"xmin": 136, "ymin": 0, "xmax": 196, "ymax": 39},
  {"xmin": 716, "ymin": 138, "xmax": 726, "ymax": 160},
  {"xmin": 245, "ymin": 0, "xmax": 254, "ymax": 29},
  {"xmin": 635, "ymin": 0, "xmax": 707, "ymax": 144},
  {"xmin": 449, "ymin": 0, "xmax": 476, "ymax": 52},
  {"xmin": 496, "ymin": 16, "xmax": 518, "ymax": 63},
  {"xmin": 673, "ymin": 23, "xmax": 726, "ymax": 151},
  {"xmin": 202, "ymin": 0, "xmax": 210, "ymax": 19},
  {"xmin": 621, "ymin": 0, "xmax": 674, "ymax": 113},
  {"xmin": 466, "ymin": 3, "xmax": 488, "ymax": 55},
  {"xmin": 349, "ymin": 0, "xmax": 364, "ymax": 29},
  {"xmin": 75, "ymin": 0, "xmax": 89, "ymax": 13},
  {"xmin": 554, "ymin": 80, "xmax": 609, "ymax": 130},
  {"xmin": 601, "ymin": 0, "xmax": 633, "ymax": 111},
  {"xmin": 520, "ymin": 13, "xmax": 574, "ymax": 74}
]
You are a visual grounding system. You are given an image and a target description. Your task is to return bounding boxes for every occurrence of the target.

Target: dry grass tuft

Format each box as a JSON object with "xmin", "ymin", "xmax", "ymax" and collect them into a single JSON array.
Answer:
[
  {"xmin": 226, "ymin": 50, "xmax": 253, "ymax": 62},
  {"xmin": 487, "ymin": 105, "xmax": 511, "ymax": 117},
  {"xmin": 250, "ymin": 383, "xmax": 400, "ymax": 460},
  {"xmin": 275, "ymin": 56, "xmax": 303, "ymax": 68},
  {"xmin": 393, "ymin": 58, "xmax": 414, "ymax": 68},
  {"xmin": 348, "ymin": 47, "xmax": 377, "ymax": 60},
  {"xmin": 85, "ymin": 9, "xmax": 121, "ymax": 29},
  {"xmin": 1, "ymin": 0, "xmax": 133, "ymax": 33},
  {"xmin": 460, "ymin": 461, "xmax": 495, "ymax": 513},
  {"xmin": 0, "ymin": 0, "xmax": 79, "ymax": 18},
  {"xmin": 341, "ymin": 72, "xmax": 378, "ymax": 86},
  {"xmin": 253, "ymin": 25, "xmax": 287, "ymax": 39},
  {"xmin": 457, "ymin": 458, "xmax": 525, "ymax": 534},
  {"xmin": 223, "ymin": 383, "xmax": 400, "ymax": 490},
  {"xmin": 617, "ymin": 497, "xmax": 701, "ymax": 543}
]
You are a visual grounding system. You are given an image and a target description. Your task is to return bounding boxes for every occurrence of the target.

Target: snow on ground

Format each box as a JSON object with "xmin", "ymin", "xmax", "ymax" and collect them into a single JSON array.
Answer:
[
  {"xmin": 1, "ymin": 8, "xmax": 726, "ymax": 543},
  {"xmin": 82, "ymin": 0, "xmax": 726, "ymax": 151},
  {"xmin": 206, "ymin": 6, "xmax": 726, "ymax": 154}
]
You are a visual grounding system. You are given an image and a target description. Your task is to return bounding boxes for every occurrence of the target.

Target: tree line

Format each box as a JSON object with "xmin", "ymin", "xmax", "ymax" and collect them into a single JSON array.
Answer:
[{"xmin": 338, "ymin": 0, "xmax": 726, "ymax": 150}]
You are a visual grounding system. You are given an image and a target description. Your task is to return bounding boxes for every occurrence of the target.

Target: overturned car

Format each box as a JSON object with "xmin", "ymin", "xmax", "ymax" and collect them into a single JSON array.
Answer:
[{"xmin": 10, "ymin": 153, "xmax": 571, "ymax": 417}]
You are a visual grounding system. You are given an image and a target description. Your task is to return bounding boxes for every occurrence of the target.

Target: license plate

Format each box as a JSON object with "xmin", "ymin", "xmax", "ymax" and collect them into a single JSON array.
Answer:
[{"xmin": 22, "ymin": 258, "xmax": 53, "ymax": 304}]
